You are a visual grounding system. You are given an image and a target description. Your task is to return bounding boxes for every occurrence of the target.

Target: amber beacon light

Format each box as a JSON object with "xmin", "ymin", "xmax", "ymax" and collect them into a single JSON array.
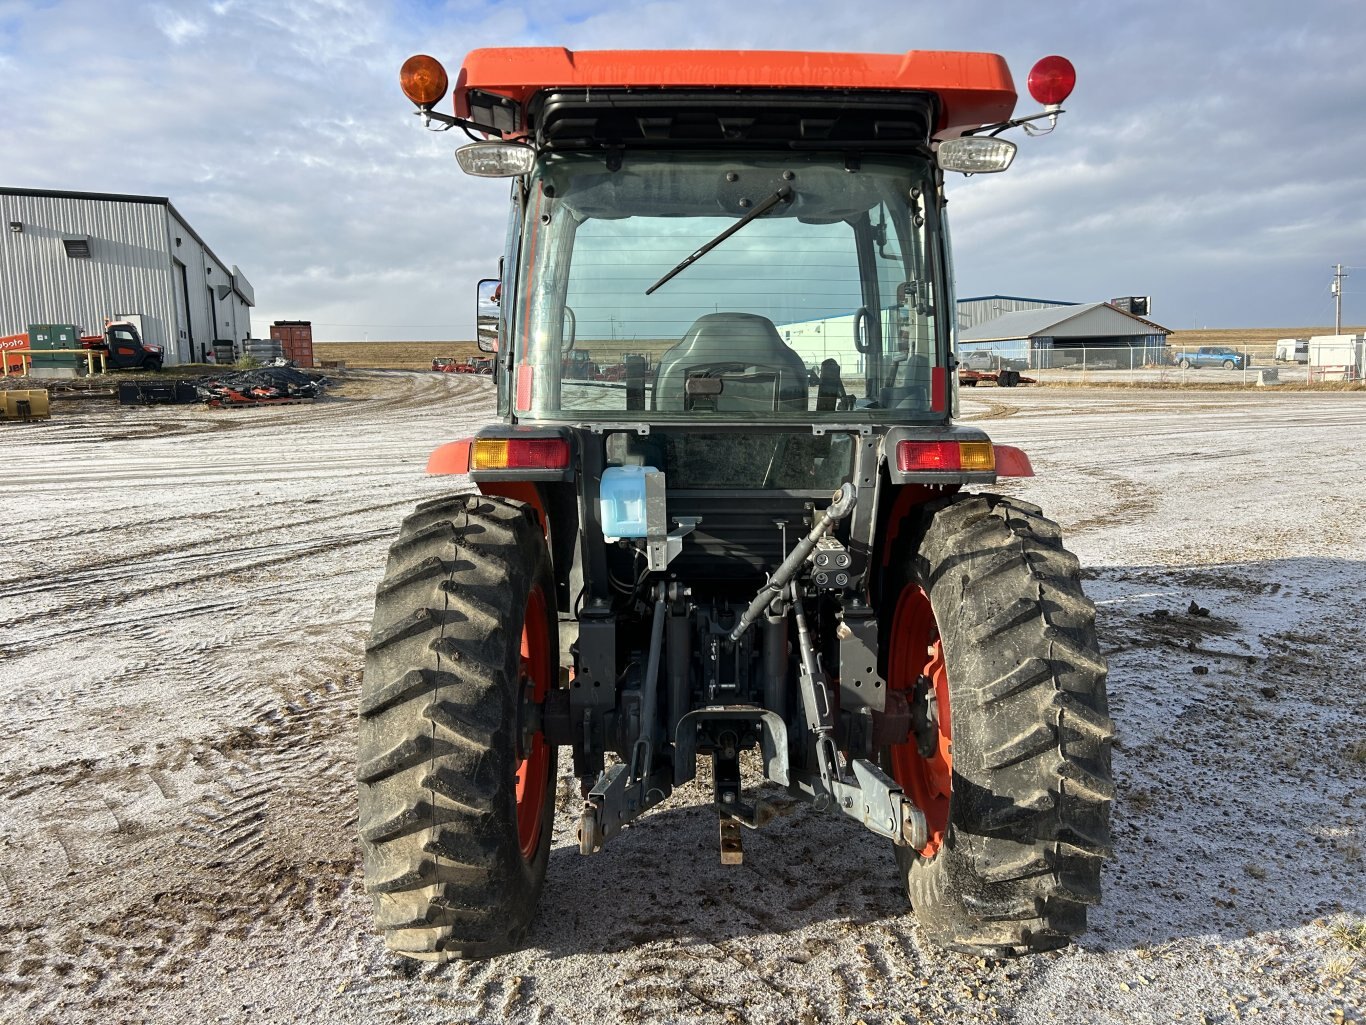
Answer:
[{"xmin": 400, "ymin": 54, "xmax": 449, "ymax": 107}]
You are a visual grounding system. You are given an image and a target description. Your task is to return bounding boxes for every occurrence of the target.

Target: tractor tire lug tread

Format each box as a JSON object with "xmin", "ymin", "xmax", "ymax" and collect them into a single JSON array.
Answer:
[
  {"xmin": 358, "ymin": 494, "xmax": 557, "ymax": 961},
  {"xmin": 886, "ymin": 492, "xmax": 1112, "ymax": 956}
]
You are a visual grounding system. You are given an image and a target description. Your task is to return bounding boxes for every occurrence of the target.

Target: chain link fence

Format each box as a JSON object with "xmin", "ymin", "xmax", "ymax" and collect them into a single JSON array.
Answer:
[{"xmin": 959, "ymin": 344, "xmax": 1327, "ymax": 386}]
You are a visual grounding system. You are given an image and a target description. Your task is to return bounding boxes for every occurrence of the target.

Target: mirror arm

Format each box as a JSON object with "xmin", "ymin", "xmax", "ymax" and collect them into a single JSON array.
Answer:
[
  {"xmin": 959, "ymin": 109, "xmax": 1064, "ymax": 138},
  {"xmin": 414, "ymin": 107, "xmax": 505, "ymax": 138}
]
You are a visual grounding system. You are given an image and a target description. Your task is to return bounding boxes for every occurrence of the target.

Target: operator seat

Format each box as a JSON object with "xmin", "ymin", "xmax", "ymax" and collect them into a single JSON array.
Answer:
[
  {"xmin": 880, "ymin": 353, "xmax": 930, "ymax": 410},
  {"xmin": 652, "ymin": 313, "xmax": 809, "ymax": 412}
]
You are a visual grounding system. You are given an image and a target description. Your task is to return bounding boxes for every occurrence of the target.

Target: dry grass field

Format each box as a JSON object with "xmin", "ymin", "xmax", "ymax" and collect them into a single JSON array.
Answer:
[
  {"xmin": 313, "ymin": 341, "xmax": 483, "ymax": 370},
  {"xmin": 1166, "ymin": 324, "xmax": 1365, "ymax": 359}
]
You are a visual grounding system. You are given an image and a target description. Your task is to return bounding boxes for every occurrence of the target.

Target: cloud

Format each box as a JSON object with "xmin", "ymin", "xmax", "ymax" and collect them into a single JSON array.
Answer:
[
  {"xmin": 152, "ymin": 7, "xmax": 206, "ymax": 44},
  {"xmin": 4, "ymin": 0, "xmax": 1366, "ymax": 337}
]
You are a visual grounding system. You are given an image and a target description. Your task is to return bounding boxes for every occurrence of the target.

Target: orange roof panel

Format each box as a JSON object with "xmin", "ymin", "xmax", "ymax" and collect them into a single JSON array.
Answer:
[{"xmin": 453, "ymin": 48, "xmax": 1018, "ymax": 131}]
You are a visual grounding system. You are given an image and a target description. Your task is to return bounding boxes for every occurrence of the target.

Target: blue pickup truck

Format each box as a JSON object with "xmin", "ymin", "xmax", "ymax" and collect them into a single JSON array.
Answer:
[{"xmin": 1171, "ymin": 346, "xmax": 1249, "ymax": 370}]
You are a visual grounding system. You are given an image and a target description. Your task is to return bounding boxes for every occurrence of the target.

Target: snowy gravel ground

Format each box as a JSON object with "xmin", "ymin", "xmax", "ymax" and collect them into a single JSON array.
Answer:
[{"xmin": 0, "ymin": 373, "xmax": 1363, "ymax": 1024}]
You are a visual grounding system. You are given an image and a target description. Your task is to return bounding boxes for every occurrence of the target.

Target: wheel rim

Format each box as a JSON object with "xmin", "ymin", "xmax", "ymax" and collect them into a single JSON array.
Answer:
[
  {"xmin": 514, "ymin": 583, "xmax": 551, "ymax": 862},
  {"xmin": 887, "ymin": 584, "xmax": 952, "ymax": 857}
]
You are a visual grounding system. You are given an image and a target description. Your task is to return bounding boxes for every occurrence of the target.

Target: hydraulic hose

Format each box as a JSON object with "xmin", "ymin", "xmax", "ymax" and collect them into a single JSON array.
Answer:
[{"xmin": 728, "ymin": 483, "xmax": 856, "ymax": 645}]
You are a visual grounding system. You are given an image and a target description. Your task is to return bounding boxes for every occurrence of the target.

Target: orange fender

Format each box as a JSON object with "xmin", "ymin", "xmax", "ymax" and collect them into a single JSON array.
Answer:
[
  {"xmin": 426, "ymin": 439, "xmax": 472, "ymax": 475},
  {"xmin": 993, "ymin": 444, "xmax": 1034, "ymax": 477}
]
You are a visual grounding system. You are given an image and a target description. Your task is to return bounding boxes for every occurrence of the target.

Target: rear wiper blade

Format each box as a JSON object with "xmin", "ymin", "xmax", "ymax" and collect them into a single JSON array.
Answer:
[{"xmin": 645, "ymin": 185, "xmax": 793, "ymax": 295}]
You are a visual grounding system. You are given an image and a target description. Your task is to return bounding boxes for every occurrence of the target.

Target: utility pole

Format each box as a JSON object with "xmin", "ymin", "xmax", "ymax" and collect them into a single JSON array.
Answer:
[{"xmin": 1332, "ymin": 263, "xmax": 1348, "ymax": 333}]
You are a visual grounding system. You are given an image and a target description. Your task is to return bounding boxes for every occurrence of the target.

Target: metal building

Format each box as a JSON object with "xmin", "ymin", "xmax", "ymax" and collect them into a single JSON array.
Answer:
[
  {"xmin": 959, "ymin": 302, "xmax": 1170, "ymax": 369},
  {"xmin": 1, "ymin": 187, "xmax": 254, "ymax": 366},
  {"xmin": 956, "ymin": 294, "xmax": 1076, "ymax": 331}
]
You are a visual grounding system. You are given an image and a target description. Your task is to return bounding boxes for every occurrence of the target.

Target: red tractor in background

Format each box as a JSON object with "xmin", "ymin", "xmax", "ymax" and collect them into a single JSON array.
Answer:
[
  {"xmin": 359, "ymin": 47, "xmax": 1112, "ymax": 963},
  {"xmin": 434, "ymin": 356, "xmax": 495, "ymax": 374}
]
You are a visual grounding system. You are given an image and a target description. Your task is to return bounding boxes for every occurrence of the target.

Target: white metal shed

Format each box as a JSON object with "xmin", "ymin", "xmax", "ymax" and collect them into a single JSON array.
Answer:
[{"xmin": 1, "ymin": 187, "xmax": 254, "ymax": 366}]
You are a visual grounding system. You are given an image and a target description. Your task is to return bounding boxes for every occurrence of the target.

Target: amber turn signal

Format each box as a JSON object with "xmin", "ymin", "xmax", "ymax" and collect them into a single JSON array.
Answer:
[
  {"xmin": 400, "ymin": 54, "xmax": 449, "ymax": 107},
  {"xmin": 472, "ymin": 438, "xmax": 571, "ymax": 471},
  {"xmin": 896, "ymin": 440, "xmax": 996, "ymax": 473}
]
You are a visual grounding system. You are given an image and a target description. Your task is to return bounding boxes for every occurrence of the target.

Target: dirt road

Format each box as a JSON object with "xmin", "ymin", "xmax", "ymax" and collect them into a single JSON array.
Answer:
[{"xmin": 0, "ymin": 374, "xmax": 1362, "ymax": 1024}]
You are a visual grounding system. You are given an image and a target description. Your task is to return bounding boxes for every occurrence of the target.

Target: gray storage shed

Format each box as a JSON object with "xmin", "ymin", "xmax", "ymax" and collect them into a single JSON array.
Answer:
[
  {"xmin": 1, "ymin": 187, "xmax": 254, "ymax": 366},
  {"xmin": 956, "ymin": 294, "xmax": 1077, "ymax": 331},
  {"xmin": 958, "ymin": 302, "xmax": 1170, "ymax": 369}
]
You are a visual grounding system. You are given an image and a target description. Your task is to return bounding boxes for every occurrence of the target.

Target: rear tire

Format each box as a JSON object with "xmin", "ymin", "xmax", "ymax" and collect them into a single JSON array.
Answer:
[
  {"xmin": 359, "ymin": 493, "xmax": 558, "ymax": 960},
  {"xmin": 144, "ymin": 358, "xmax": 162, "ymax": 372},
  {"xmin": 1178, "ymin": 358, "xmax": 1192, "ymax": 369},
  {"xmin": 882, "ymin": 493, "xmax": 1113, "ymax": 956}
]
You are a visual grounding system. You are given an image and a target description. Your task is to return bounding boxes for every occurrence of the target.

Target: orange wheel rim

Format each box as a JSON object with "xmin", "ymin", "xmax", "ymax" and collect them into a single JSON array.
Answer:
[
  {"xmin": 514, "ymin": 583, "xmax": 551, "ymax": 861},
  {"xmin": 887, "ymin": 584, "xmax": 952, "ymax": 857}
]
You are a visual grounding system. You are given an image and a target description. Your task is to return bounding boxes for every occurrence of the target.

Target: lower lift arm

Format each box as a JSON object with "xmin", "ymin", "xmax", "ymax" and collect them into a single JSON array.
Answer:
[{"xmin": 731, "ymin": 484, "xmax": 926, "ymax": 849}]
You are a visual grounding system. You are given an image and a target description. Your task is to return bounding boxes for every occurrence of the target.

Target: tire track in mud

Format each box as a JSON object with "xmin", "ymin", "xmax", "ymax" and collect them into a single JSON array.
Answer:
[
  {"xmin": 1057, "ymin": 468, "xmax": 1157, "ymax": 537},
  {"xmin": 0, "ymin": 644, "xmax": 367, "ymax": 1021},
  {"xmin": 0, "ymin": 370, "xmax": 493, "ymax": 1021},
  {"xmin": 0, "ymin": 526, "xmax": 394, "ymax": 625},
  {"xmin": 6, "ymin": 369, "xmax": 486, "ymax": 456}
]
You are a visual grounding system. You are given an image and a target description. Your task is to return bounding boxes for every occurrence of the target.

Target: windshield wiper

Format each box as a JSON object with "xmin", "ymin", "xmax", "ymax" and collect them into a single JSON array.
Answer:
[{"xmin": 645, "ymin": 185, "xmax": 793, "ymax": 295}]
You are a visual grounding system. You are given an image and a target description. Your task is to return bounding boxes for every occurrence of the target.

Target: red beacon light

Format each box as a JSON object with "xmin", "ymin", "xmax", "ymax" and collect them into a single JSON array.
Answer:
[{"xmin": 1027, "ymin": 55, "xmax": 1076, "ymax": 109}]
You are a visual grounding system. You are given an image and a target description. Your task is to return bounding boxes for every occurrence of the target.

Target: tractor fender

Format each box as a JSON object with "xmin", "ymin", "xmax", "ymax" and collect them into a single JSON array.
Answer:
[
  {"xmin": 993, "ymin": 444, "xmax": 1034, "ymax": 477},
  {"xmin": 424, "ymin": 438, "xmax": 549, "ymax": 535},
  {"xmin": 426, "ymin": 439, "xmax": 472, "ymax": 475}
]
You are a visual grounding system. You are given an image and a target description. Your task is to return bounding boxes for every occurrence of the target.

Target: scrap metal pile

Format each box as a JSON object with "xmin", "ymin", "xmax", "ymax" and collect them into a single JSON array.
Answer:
[{"xmin": 198, "ymin": 366, "xmax": 327, "ymax": 407}]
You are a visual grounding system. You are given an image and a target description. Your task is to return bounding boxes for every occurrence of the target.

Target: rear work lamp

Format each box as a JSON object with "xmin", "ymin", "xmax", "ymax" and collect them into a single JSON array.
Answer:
[
  {"xmin": 937, "ymin": 137, "xmax": 1017, "ymax": 174},
  {"xmin": 471, "ymin": 437, "xmax": 571, "ymax": 470},
  {"xmin": 896, "ymin": 440, "xmax": 996, "ymax": 473},
  {"xmin": 456, "ymin": 141, "xmax": 537, "ymax": 178}
]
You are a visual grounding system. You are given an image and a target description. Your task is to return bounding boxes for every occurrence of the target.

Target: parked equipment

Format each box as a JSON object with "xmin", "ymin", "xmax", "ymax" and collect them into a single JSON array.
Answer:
[
  {"xmin": 359, "ymin": 47, "xmax": 1112, "ymax": 963},
  {"xmin": 118, "ymin": 382, "xmax": 200, "ymax": 405},
  {"xmin": 81, "ymin": 321, "xmax": 164, "ymax": 371},
  {"xmin": 1275, "ymin": 337, "xmax": 1308, "ymax": 364},
  {"xmin": 434, "ymin": 357, "xmax": 493, "ymax": 374},
  {"xmin": 1, "ymin": 388, "xmax": 50, "ymax": 421},
  {"xmin": 958, "ymin": 367, "xmax": 1031, "ymax": 387}
]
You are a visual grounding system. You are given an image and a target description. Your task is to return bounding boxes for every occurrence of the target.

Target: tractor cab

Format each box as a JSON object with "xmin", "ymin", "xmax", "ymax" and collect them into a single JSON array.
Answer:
[{"xmin": 360, "ymin": 47, "xmax": 1112, "ymax": 964}]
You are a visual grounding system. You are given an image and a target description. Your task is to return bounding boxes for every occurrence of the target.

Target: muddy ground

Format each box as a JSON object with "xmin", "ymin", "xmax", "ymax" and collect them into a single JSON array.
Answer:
[{"xmin": 0, "ymin": 373, "xmax": 1362, "ymax": 1024}]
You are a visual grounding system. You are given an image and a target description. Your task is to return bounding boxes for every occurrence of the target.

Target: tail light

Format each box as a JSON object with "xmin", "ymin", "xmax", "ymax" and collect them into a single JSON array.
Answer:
[
  {"xmin": 472, "ymin": 437, "xmax": 571, "ymax": 470},
  {"xmin": 896, "ymin": 440, "xmax": 996, "ymax": 473}
]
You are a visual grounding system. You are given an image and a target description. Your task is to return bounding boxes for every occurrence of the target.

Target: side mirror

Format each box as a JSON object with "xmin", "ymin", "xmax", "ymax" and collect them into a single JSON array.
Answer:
[{"xmin": 476, "ymin": 278, "xmax": 500, "ymax": 353}]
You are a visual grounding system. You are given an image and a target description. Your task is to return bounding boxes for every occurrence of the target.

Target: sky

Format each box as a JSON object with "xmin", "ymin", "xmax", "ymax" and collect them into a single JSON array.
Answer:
[{"xmin": 3, "ymin": 0, "xmax": 1366, "ymax": 340}]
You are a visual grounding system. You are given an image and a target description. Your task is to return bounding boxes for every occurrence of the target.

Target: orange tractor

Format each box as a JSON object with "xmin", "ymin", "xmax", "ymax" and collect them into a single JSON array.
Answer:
[{"xmin": 359, "ymin": 46, "xmax": 1112, "ymax": 961}]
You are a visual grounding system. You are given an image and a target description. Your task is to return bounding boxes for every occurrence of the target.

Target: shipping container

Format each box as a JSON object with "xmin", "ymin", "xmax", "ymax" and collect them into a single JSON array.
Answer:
[{"xmin": 270, "ymin": 320, "xmax": 314, "ymax": 367}]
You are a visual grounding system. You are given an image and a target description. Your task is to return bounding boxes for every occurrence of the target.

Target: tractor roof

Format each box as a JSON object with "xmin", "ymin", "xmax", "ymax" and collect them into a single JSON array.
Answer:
[{"xmin": 453, "ymin": 48, "xmax": 1018, "ymax": 133}]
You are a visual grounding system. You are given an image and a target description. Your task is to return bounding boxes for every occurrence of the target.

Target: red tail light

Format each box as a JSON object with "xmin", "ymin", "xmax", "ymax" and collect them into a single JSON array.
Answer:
[
  {"xmin": 472, "ymin": 437, "xmax": 571, "ymax": 470},
  {"xmin": 896, "ymin": 440, "xmax": 995, "ymax": 473}
]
